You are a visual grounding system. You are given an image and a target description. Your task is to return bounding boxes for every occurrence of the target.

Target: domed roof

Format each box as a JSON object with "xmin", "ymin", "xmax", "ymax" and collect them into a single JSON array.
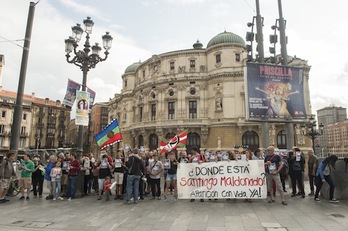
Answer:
[
  {"xmin": 207, "ymin": 31, "xmax": 245, "ymax": 48},
  {"xmin": 124, "ymin": 62, "xmax": 141, "ymax": 74}
]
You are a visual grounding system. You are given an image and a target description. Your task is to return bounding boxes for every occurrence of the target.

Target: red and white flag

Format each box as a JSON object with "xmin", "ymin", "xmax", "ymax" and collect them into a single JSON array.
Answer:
[{"xmin": 160, "ymin": 130, "xmax": 188, "ymax": 153}]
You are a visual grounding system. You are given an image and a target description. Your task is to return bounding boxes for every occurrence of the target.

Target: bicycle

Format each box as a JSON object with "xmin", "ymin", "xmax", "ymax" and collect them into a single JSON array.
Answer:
[{"xmin": 6, "ymin": 179, "xmax": 21, "ymax": 197}]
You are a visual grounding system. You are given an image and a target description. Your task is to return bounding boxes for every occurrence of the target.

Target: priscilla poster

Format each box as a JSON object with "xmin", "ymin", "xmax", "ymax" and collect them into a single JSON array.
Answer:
[
  {"xmin": 245, "ymin": 63, "xmax": 307, "ymax": 122},
  {"xmin": 75, "ymin": 90, "xmax": 90, "ymax": 126}
]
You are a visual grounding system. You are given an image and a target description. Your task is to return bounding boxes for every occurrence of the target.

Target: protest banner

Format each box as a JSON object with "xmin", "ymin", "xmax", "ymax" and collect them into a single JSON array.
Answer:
[{"xmin": 177, "ymin": 160, "xmax": 267, "ymax": 199}]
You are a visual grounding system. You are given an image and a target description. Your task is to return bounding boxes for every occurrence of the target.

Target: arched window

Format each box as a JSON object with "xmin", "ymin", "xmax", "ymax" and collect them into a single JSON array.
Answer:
[
  {"xmin": 277, "ymin": 130, "xmax": 287, "ymax": 149},
  {"xmin": 242, "ymin": 131, "xmax": 259, "ymax": 151},
  {"xmin": 138, "ymin": 135, "xmax": 144, "ymax": 148},
  {"xmin": 186, "ymin": 132, "xmax": 200, "ymax": 154},
  {"xmin": 149, "ymin": 134, "xmax": 158, "ymax": 151},
  {"xmin": 165, "ymin": 133, "xmax": 176, "ymax": 139}
]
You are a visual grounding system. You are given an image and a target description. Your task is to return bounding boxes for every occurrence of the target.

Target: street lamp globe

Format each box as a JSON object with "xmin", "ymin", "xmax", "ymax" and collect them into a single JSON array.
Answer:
[
  {"xmin": 71, "ymin": 23, "xmax": 83, "ymax": 42},
  {"xmin": 64, "ymin": 36, "xmax": 75, "ymax": 54},
  {"xmin": 92, "ymin": 43, "xmax": 102, "ymax": 55},
  {"xmin": 102, "ymin": 32, "xmax": 113, "ymax": 50},
  {"xmin": 83, "ymin": 17, "xmax": 94, "ymax": 34}
]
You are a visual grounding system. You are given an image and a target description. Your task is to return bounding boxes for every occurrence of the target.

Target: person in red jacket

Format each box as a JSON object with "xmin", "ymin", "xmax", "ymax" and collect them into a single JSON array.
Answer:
[{"xmin": 66, "ymin": 154, "xmax": 80, "ymax": 200}]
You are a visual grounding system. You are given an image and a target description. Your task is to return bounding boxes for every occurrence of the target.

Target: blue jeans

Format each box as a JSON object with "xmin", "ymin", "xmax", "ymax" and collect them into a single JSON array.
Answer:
[
  {"xmin": 66, "ymin": 175, "xmax": 77, "ymax": 198},
  {"xmin": 126, "ymin": 175, "xmax": 140, "ymax": 201},
  {"xmin": 52, "ymin": 181, "xmax": 61, "ymax": 198}
]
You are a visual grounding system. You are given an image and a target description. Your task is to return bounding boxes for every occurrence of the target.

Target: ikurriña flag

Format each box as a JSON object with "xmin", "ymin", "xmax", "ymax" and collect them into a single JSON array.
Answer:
[
  {"xmin": 160, "ymin": 129, "xmax": 188, "ymax": 153},
  {"xmin": 94, "ymin": 119, "xmax": 122, "ymax": 149}
]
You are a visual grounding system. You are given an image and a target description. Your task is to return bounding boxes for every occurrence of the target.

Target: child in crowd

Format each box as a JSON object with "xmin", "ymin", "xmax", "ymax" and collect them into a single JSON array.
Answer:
[
  {"xmin": 50, "ymin": 161, "xmax": 64, "ymax": 201},
  {"xmin": 104, "ymin": 176, "xmax": 112, "ymax": 201}
]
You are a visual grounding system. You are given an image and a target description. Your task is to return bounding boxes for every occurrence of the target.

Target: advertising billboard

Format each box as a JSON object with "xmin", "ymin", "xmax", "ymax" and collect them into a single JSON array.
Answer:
[{"xmin": 245, "ymin": 63, "xmax": 306, "ymax": 122}]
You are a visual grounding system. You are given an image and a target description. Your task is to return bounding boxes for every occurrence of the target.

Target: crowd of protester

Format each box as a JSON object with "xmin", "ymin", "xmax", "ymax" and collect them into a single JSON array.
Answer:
[{"xmin": 0, "ymin": 146, "xmax": 340, "ymax": 205}]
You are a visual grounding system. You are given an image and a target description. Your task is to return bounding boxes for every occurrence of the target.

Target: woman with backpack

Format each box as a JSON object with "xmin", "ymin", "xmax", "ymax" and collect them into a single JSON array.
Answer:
[{"xmin": 314, "ymin": 155, "xmax": 339, "ymax": 203}]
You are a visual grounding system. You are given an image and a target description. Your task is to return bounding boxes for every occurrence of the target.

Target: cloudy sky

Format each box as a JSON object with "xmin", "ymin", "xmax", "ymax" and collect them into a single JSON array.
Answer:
[{"xmin": 1, "ymin": 0, "xmax": 347, "ymax": 117}]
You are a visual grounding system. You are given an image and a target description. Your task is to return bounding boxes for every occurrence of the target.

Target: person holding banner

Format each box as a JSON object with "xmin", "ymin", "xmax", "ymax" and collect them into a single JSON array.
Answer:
[
  {"xmin": 189, "ymin": 146, "xmax": 205, "ymax": 202},
  {"xmin": 264, "ymin": 146, "xmax": 288, "ymax": 205},
  {"xmin": 178, "ymin": 151, "xmax": 189, "ymax": 163}
]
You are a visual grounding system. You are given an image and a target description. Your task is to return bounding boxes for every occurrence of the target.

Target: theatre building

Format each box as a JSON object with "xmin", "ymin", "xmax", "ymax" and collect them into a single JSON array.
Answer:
[{"xmin": 108, "ymin": 31, "xmax": 311, "ymax": 153}]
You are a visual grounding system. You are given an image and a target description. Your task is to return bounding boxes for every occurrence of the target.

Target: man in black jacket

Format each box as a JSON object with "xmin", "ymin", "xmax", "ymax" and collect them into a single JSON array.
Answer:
[{"xmin": 125, "ymin": 148, "xmax": 144, "ymax": 205}]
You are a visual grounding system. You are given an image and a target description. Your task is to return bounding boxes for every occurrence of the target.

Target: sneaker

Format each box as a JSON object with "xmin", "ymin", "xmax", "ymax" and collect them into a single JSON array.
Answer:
[
  {"xmin": 173, "ymin": 195, "xmax": 177, "ymax": 201},
  {"xmin": 19, "ymin": 196, "xmax": 25, "ymax": 200},
  {"xmin": 26, "ymin": 196, "xmax": 30, "ymax": 200},
  {"xmin": 157, "ymin": 197, "xmax": 161, "ymax": 200},
  {"xmin": 282, "ymin": 201, "xmax": 288, "ymax": 205},
  {"xmin": 33, "ymin": 196, "xmax": 37, "ymax": 199},
  {"xmin": 314, "ymin": 198, "xmax": 321, "ymax": 202},
  {"xmin": 53, "ymin": 198, "xmax": 57, "ymax": 201},
  {"xmin": 0, "ymin": 199, "xmax": 5, "ymax": 203},
  {"xmin": 134, "ymin": 200, "xmax": 138, "ymax": 204},
  {"xmin": 68, "ymin": 197, "xmax": 72, "ymax": 201},
  {"xmin": 150, "ymin": 197, "xmax": 156, "ymax": 200},
  {"xmin": 58, "ymin": 197, "xmax": 64, "ymax": 201},
  {"xmin": 163, "ymin": 195, "xmax": 167, "ymax": 201},
  {"xmin": 329, "ymin": 199, "xmax": 339, "ymax": 203}
]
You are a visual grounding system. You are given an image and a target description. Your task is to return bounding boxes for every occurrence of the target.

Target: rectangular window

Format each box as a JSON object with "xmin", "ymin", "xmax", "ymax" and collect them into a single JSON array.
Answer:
[
  {"xmin": 19, "ymin": 138, "xmax": 26, "ymax": 148},
  {"xmin": 124, "ymin": 80, "xmax": 127, "ymax": 88},
  {"xmin": 0, "ymin": 124, "xmax": 4, "ymax": 133},
  {"xmin": 1, "ymin": 111, "xmax": 5, "ymax": 118},
  {"xmin": 143, "ymin": 70, "xmax": 146, "ymax": 78},
  {"xmin": 235, "ymin": 53, "xmax": 241, "ymax": 62},
  {"xmin": 21, "ymin": 126, "xmax": 26, "ymax": 135},
  {"xmin": 139, "ymin": 106, "xmax": 143, "ymax": 122},
  {"xmin": 189, "ymin": 101, "xmax": 197, "ymax": 119},
  {"xmin": 23, "ymin": 113, "xmax": 27, "ymax": 120},
  {"xmin": 151, "ymin": 104, "xmax": 156, "ymax": 121},
  {"xmin": 168, "ymin": 102, "xmax": 175, "ymax": 120},
  {"xmin": 216, "ymin": 54, "xmax": 221, "ymax": 63},
  {"xmin": 190, "ymin": 60, "xmax": 195, "ymax": 68},
  {"xmin": 170, "ymin": 62, "xmax": 175, "ymax": 71}
]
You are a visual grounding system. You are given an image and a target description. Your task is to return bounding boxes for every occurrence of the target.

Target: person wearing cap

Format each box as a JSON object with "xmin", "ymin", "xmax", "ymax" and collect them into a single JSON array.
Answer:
[
  {"xmin": 125, "ymin": 148, "xmax": 144, "ymax": 204},
  {"xmin": 264, "ymin": 146, "xmax": 287, "ymax": 205}
]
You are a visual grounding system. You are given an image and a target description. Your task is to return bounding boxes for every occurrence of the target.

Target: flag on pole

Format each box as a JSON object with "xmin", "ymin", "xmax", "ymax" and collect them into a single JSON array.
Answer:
[
  {"xmin": 94, "ymin": 119, "xmax": 122, "ymax": 149},
  {"xmin": 160, "ymin": 129, "xmax": 188, "ymax": 153}
]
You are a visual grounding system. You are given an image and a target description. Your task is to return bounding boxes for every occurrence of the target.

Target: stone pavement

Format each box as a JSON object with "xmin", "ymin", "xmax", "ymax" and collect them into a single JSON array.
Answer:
[{"xmin": 0, "ymin": 183, "xmax": 347, "ymax": 231}]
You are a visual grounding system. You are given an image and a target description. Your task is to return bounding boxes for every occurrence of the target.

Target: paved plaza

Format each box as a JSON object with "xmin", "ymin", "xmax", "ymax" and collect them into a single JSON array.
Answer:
[{"xmin": 0, "ymin": 183, "xmax": 347, "ymax": 231}]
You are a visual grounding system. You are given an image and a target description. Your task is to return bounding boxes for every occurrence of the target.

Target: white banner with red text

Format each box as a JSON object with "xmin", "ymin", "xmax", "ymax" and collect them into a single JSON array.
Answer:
[{"xmin": 177, "ymin": 160, "xmax": 267, "ymax": 199}]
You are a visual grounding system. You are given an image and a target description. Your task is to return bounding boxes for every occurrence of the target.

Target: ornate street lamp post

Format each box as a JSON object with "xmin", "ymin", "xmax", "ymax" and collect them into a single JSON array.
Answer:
[
  {"xmin": 65, "ymin": 17, "xmax": 112, "ymax": 158},
  {"xmin": 301, "ymin": 116, "xmax": 324, "ymax": 155}
]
